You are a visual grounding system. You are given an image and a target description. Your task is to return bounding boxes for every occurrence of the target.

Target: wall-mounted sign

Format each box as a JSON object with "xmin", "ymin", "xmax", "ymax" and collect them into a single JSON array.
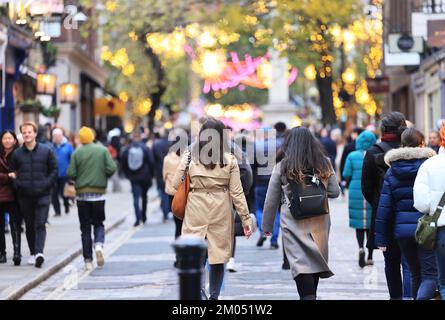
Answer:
[
  {"xmin": 367, "ymin": 76, "xmax": 390, "ymax": 94},
  {"xmin": 29, "ymin": 0, "xmax": 64, "ymax": 16},
  {"xmin": 427, "ymin": 20, "xmax": 445, "ymax": 48},
  {"xmin": 388, "ymin": 34, "xmax": 424, "ymax": 53}
]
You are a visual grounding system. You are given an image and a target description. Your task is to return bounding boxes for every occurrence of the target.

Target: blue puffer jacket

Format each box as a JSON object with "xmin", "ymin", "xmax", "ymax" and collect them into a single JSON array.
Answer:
[
  {"xmin": 53, "ymin": 141, "xmax": 74, "ymax": 177},
  {"xmin": 375, "ymin": 147, "xmax": 437, "ymax": 246},
  {"xmin": 343, "ymin": 131, "xmax": 376, "ymax": 229}
]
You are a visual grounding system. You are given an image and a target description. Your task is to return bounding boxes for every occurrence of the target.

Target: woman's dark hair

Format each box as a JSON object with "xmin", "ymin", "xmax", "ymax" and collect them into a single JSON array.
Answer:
[
  {"xmin": 0, "ymin": 130, "xmax": 19, "ymax": 155},
  {"xmin": 281, "ymin": 126, "xmax": 333, "ymax": 182},
  {"xmin": 401, "ymin": 128, "xmax": 425, "ymax": 147},
  {"xmin": 194, "ymin": 118, "xmax": 229, "ymax": 170}
]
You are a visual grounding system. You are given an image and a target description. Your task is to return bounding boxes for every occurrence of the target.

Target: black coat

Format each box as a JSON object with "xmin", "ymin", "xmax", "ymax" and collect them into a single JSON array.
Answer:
[
  {"xmin": 121, "ymin": 141, "xmax": 154, "ymax": 184},
  {"xmin": 361, "ymin": 141, "xmax": 400, "ymax": 249},
  {"xmin": 11, "ymin": 143, "xmax": 58, "ymax": 197},
  {"xmin": 152, "ymin": 137, "xmax": 170, "ymax": 189},
  {"xmin": 340, "ymin": 141, "xmax": 355, "ymax": 181}
]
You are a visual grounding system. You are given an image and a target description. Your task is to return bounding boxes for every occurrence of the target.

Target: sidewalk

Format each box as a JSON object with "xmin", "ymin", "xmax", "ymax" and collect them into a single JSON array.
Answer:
[{"xmin": 0, "ymin": 179, "xmax": 149, "ymax": 300}]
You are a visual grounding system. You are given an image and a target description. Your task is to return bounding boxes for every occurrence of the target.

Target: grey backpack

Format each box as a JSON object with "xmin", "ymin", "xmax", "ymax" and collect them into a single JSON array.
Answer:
[{"xmin": 128, "ymin": 144, "xmax": 144, "ymax": 171}]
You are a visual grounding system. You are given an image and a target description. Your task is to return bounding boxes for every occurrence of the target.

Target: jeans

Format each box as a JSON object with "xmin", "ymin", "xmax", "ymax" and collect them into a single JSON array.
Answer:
[
  {"xmin": 436, "ymin": 227, "xmax": 445, "ymax": 299},
  {"xmin": 77, "ymin": 201, "xmax": 106, "ymax": 261},
  {"xmin": 130, "ymin": 181, "xmax": 150, "ymax": 223},
  {"xmin": 51, "ymin": 177, "xmax": 70, "ymax": 215},
  {"xmin": 159, "ymin": 188, "xmax": 171, "ymax": 220},
  {"xmin": 398, "ymin": 237, "xmax": 438, "ymax": 300},
  {"xmin": 255, "ymin": 185, "xmax": 280, "ymax": 244},
  {"xmin": 382, "ymin": 239, "xmax": 412, "ymax": 299},
  {"xmin": 18, "ymin": 195, "xmax": 50, "ymax": 255},
  {"xmin": 0, "ymin": 202, "xmax": 20, "ymax": 254}
]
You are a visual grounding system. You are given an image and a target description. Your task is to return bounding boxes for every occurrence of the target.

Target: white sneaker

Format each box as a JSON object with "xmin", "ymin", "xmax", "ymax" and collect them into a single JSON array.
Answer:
[
  {"xmin": 95, "ymin": 244, "xmax": 104, "ymax": 267},
  {"xmin": 227, "ymin": 258, "xmax": 237, "ymax": 272},
  {"xmin": 84, "ymin": 261, "xmax": 94, "ymax": 271},
  {"xmin": 27, "ymin": 255, "xmax": 35, "ymax": 265}
]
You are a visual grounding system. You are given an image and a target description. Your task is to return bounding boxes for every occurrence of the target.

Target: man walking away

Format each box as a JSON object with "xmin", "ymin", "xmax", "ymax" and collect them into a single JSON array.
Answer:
[
  {"xmin": 121, "ymin": 129, "xmax": 154, "ymax": 227},
  {"xmin": 152, "ymin": 129, "xmax": 170, "ymax": 222},
  {"xmin": 67, "ymin": 127, "xmax": 117, "ymax": 270},
  {"xmin": 11, "ymin": 122, "xmax": 58, "ymax": 268},
  {"xmin": 51, "ymin": 128, "xmax": 74, "ymax": 216}
]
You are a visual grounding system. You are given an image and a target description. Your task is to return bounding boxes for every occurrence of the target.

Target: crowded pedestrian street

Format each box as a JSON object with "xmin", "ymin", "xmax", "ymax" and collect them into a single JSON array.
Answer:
[
  {"xmin": 2, "ymin": 180, "xmax": 386, "ymax": 300},
  {"xmin": 0, "ymin": 0, "xmax": 445, "ymax": 309}
]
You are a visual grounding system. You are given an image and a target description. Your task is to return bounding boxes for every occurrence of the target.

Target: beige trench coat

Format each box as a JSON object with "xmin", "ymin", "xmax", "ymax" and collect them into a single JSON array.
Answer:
[
  {"xmin": 163, "ymin": 152, "xmax": 181, "ymax": 196},
  {"xmin": 172, "ymin": 150, "xmax": 252, "ymax": 264}
]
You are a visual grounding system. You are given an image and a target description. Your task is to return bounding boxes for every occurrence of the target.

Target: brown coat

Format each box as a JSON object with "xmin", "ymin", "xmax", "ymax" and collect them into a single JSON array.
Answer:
[
  {"xmin": 172, "ymin": 150, "xmax": 252, "ymax": 264},
  {"xmin": 163, "ymin": 152, "xmax": 181, "ymax": 196}
]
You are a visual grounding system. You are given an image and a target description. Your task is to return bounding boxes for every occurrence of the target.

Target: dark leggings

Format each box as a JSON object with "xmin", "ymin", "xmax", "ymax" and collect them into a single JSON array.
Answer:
[
  {"xmin": 209, "ymin": 264, "xmax": 225, "ymax": 300},
  {"xmin": 294, "ymin": 274, "xmax": 320, "ymax": 300},
  {"xmin": 231, "ymin": 237, "xmax": 236, "ymax": 257},
  {"xmin": 170, "ymin": 196, "xmax": 183, "ymax": 239},
  {"xmin": 356, "ymin": 229, "xmax": 373, "ymax": 260}
]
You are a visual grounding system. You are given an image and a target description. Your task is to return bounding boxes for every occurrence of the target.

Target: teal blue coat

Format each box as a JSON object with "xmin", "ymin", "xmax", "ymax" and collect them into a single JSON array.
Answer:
[{"xmin": 342, "ymin": 131, "xmax": 376, "ymax": 229}]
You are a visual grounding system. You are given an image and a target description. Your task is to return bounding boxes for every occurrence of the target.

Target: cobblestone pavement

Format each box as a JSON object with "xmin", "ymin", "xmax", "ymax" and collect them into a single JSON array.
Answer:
[{"xmin": 21, "ymin": 190, "xmax": 390, "ymax": 300}]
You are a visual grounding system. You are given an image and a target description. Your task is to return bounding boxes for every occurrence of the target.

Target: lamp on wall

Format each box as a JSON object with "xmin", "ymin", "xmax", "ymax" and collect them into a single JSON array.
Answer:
[
  {"xmin": 60, "ymin": 82, "xmax": 78, "ymax": 103},
  {"xmin": 36, "ymin": 73, "xmax": 57, "ymax": 95}
]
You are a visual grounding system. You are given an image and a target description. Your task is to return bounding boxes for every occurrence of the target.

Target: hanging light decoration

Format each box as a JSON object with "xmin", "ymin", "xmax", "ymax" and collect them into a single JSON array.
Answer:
[{"xmin": 36, "ymin": 73, "xmax": 57, "ymax": 95}]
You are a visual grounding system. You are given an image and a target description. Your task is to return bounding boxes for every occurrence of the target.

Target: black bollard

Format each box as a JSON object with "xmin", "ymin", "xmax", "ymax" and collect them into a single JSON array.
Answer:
[{"xmin": 172, "ymin": 235, "xmax": 207, "ymax": 300}]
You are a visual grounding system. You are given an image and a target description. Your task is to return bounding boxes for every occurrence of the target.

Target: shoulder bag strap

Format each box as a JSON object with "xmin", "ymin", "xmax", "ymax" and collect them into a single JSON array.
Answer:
[{"xmin": 432, "ymin": 192, "xmax": 445, "ymax": 222}]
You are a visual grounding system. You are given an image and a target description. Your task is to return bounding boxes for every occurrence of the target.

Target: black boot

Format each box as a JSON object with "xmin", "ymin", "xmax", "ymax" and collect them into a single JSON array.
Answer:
[
  {"xmin": 11, "ymin": 228, "xmax": 21, "ymax": 266},
  {"xmin": 0, "ymin": 252, "xmax": 6, "ymax": 263}
]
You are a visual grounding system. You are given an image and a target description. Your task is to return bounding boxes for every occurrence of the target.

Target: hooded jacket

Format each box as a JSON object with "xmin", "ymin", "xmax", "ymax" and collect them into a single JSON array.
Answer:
[
  {"xmin": 342, "ymin": 131, "xmax": 376, "ymax": 229},
  {"xmin": 375, "ymin": 147, "xmax": 436, "ymax": 246}
]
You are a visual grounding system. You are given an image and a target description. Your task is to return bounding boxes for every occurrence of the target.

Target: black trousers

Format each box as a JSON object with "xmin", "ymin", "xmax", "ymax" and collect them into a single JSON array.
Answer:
[
  {"xmin": 0, "ymin": 201, "xmax": 21, "ymax": 254},
  {"xmin": 77, "ymin": 200, "xmax": 106, "ymax": 261},
  {"xmin": 51, "ymin": 177, "xmax": 70, "ymax": 215},
  {"xmin": 18, "ymin": 195, "xmax": 50, "ymax": 255}
]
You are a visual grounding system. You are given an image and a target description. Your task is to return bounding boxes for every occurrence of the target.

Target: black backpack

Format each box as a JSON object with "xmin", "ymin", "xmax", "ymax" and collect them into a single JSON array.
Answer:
[{"xmin": 287, "ymin": 171, "xmax": 329, "ymax": 220}]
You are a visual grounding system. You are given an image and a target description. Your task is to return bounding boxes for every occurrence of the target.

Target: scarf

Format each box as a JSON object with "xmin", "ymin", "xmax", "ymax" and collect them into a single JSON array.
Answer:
[{"xmin": 381, "ymin": 132, "xmax": 399, "ymax": 143}]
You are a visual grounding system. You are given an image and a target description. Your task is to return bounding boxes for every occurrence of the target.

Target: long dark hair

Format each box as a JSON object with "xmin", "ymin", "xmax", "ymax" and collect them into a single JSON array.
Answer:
[
  {"xmin": 0, "ymin": 130, "xmax": 19, "ymax": 156},
  {"xmin": 194, "ymin": 118, "xmax": 229, "ymax": 170},
  {"xmin": 281, "ymin": 126, "xmax": 333, "ymax": 182}
]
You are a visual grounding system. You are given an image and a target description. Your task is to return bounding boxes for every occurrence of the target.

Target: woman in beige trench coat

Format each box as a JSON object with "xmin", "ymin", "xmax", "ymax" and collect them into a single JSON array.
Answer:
[
  {"xmin": 172, "ymin": 118, "xmax": 253, "ymax": 300},
  {"xmin": 262, "ymin": 126, "xmax": 340, "ymax": 300}
]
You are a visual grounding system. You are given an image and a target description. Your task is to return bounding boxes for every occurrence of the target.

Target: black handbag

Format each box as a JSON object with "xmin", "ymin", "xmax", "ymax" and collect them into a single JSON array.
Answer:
[{"xmin": 287, "ymin": 171, "xmax": 329, "ymax": 220}]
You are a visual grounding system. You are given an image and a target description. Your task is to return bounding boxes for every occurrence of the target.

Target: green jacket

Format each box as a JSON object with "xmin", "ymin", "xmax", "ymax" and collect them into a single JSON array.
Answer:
[{"xmin": 67, "ymin": 143, "xmax": 117, "ymax": 194}]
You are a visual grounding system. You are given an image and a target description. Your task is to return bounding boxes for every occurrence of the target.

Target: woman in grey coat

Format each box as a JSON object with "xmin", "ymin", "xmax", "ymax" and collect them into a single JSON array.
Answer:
[{"xmin": 262, "ymin": 126, "xmax": 340, "ymax": 300}]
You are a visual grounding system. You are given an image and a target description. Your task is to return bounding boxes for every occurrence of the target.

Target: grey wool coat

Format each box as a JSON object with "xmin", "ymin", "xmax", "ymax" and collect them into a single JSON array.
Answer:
[{"xmin": 262, "ymin": 162, "xmax": 340, "ymax": 279}]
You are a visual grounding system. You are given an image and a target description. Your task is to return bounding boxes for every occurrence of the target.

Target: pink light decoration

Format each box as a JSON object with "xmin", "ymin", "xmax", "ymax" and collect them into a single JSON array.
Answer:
[{"xmin": 186, "ymin": 46, "xmax": 299, "ymax": 94}]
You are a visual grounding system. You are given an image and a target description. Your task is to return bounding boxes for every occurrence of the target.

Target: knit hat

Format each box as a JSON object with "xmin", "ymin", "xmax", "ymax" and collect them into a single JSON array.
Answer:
[
  {"xmin": 440, "ymin": 123, "xmax": 445, "ymax": 148},
  {"xmin": 79, "ymin": 126, "xmax": 94, "ymax": 144}
]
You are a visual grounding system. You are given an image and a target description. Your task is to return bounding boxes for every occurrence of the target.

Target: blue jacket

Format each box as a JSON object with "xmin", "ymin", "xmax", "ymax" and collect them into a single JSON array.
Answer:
[
  {"xmin": 53, "ymin": 141, "xmax": 74, "ymax": 178},
  {"xmin": 375, "ymin": 147, "xmax": 437, "ymax": 246},
  {"xmin": 342, "ymin": 131, "xmax": 376, "ymax": 229}
]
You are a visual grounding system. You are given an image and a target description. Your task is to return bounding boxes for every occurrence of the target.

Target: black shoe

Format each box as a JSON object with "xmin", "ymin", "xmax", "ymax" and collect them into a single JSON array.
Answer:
[
  {"xmin": 35, "ymin": 254, "xmax": 44, "ymax": 268},
  {"xmin": 282, "ymin": 261, "xmax": 290, "ymax": 270},
  {"xmin": 133, "ymin": 221, "xmax": 140, "ymax": 227},
  {"xmin": 257, "ymin": 236, "xmax": 267, "ymax": 247},
  {"xmin": 54, "ymin": 213, "xmax": 61, "ymax": 217},
  {"xmin": 65, "ymin": 208, "xmax": 70, "ymax": 214},
  {"xmin": 0, "ymin": 253, "xmax": 6, "ymax": 263},
  {"xmin": 270, "ymin": 243, "xmax": 279, "ymax": 249},
  {"xmin": 359, "ymin": 249, "xmax": 366, "ymax": 268},
  {"xmin": 13, "ymin": 253, "xmax": 21, "ymax": 266}
]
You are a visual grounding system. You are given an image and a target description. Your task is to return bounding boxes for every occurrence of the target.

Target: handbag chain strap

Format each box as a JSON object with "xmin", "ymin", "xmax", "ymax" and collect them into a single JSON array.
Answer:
[{"xmin": 181, "ymin": 151, "xmax": 192, "ymax": 181}]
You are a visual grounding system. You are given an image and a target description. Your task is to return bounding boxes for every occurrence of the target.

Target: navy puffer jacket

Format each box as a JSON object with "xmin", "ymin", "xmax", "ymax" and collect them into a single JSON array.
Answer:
[{"xmin": 375, "ymin": 147, "xmax": 436, "ymax": 246}]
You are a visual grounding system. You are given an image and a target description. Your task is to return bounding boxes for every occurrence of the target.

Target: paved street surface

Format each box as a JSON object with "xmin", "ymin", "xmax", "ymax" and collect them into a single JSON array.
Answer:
[
  {"xmin": 19, "ymin": 185, "xmax": 390, "ymax": 300},
  {"xmin": 0, "ymin": 180, "xmax": 135, "ymax": 299}
]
